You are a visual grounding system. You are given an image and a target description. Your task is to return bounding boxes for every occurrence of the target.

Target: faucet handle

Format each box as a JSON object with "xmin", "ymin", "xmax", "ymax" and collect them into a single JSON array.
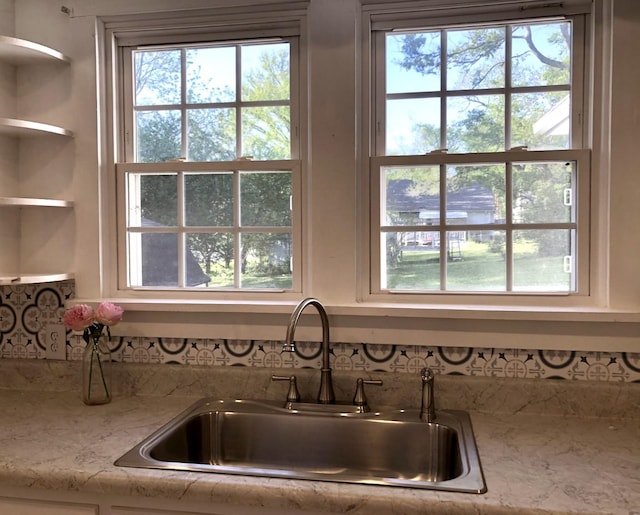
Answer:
[
  {"xmin": 272, "ymin": 375, "xmax": 301, "ymax": 409},
  {"xmin": 282, "ymin": 342, "xmax": 296, "ymax": 352},
  {"xmin": 352, "ymin": 378, "xmax": 383, "ymax": 413}
]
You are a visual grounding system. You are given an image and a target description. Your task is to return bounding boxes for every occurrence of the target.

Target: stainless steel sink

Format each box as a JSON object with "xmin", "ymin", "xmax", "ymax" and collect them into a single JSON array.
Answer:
[{"xmin": 115, "ymin": 398, "xmax": 486, "ymax": 493}]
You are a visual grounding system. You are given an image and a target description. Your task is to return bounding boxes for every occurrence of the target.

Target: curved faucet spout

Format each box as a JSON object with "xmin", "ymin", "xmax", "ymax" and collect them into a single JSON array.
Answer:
[{"xmin": 284, "ymin": 298, "xmax": 335, "ymax": 404}]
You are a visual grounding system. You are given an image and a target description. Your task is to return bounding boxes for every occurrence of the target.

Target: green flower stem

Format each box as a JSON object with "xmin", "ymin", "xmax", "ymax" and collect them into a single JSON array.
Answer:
[
  {"xmin": 87, "ymin": 343, "xmax": 94, "ymax": 401},
  {"xmin": 85, "ymin": 324, "xmax": 111, "ymax": 403},
  {"xmin": 93, "ymin": 341, "xmax": 111, "ymax": 400}
]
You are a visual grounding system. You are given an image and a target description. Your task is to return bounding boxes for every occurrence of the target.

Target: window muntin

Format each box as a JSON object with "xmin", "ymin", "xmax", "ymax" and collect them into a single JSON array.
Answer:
[
  {"xmin": 383, "ymin": 20, "xmax": 573, "ymax": 155},
  {"xmin": 117, "ymin": 36, "xmax": 299, "ymax": 292},
  {"xmin": 372, "ymin": 13, "xmax": 588, "ymax": 295},
  {"xmin": 376, "ymin": 152, "xmax": 586, "ymax": 293},
  {"xmin": 130, "ymin": 41, "xmax": 291, "ymax": 163}
]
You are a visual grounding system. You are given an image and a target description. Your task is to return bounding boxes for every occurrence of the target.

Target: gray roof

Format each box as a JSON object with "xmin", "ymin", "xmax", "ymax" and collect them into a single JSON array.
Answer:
[{"xmin": 386, "ymin": 180, "xmax": 495, "ymax": 214}]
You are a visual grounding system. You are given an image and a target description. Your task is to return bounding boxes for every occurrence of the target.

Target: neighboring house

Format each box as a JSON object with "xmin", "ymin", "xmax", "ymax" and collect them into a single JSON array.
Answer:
[
  {"xmin": 141, "ymin": 219, "xmax": 210, "ymax": 287},
  {"xmin": 533, "ymin": 95, "xmax": 570, "ymax": 139},
  {"xmin": 385, "ymin": 179, "xmax": 496, "ymax": 249}
]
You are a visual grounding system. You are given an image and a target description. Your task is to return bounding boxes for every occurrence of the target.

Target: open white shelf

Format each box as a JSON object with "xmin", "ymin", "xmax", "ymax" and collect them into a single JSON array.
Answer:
[
  {"xmin": 0, "ymin": 117, "xmax": 74, "ymax": 138},
  {"xmin": 0, "ymin": 35, "xmax": 70, "ymax": 65},
  {"xmin": 0, "ymin": 197, "xmax": 73, "ymax": 208},
  {"xmin": 0, "ymin": 36, "xmax": 74, "ymax": 288},
  {"xmin": 0, "ymin": 273, "xmax": 74, "ymax": 286}
]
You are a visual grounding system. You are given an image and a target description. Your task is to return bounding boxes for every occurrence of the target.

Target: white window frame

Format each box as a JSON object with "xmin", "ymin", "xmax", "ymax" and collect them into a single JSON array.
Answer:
[
  {"xmin": 362, "ymin": 0, "xmax": 594, "ymax": 303},
  {"xmin": 102, "ymin": 5, "xmax": 307, "ymax": 300}
]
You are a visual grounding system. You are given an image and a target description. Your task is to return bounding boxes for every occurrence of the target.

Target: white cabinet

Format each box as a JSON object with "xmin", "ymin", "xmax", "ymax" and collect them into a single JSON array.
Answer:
[
  {"xmin": 0, "ymin": 35, "xmax": 74, "ymax": 285},
  {"xmin": 110, "ymin": 507, "xmax": 227, "ymax": 515},
  {"xmin": 0, "ymin": 497, "xmax": 97, "ymax": 515},
  {"xmin": 0, "ymin": 483, "xmax": 331, "ymax": 515}
]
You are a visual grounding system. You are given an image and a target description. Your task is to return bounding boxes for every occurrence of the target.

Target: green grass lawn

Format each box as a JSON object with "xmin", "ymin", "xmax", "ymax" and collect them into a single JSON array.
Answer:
[
  {"xmin": 387, "ymin": 241, "xmax": 571, "ymax": 291},
  {"xmin": 204, "ymin": 261, "xmax": 292, "ymax": 289},
  {"xmin": 198, "ymin": 240, "xmax": 570, "ymax": 291}
]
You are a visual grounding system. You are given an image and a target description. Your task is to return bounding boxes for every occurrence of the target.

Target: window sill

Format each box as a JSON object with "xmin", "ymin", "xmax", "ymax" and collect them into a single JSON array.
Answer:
[
  {"xmin": 71, "ymin": 296, "xmax": 640, "ymax": 321},
  {"xmin": 70, "ymin": 297, "xmax": 640, "ymax": 353}
]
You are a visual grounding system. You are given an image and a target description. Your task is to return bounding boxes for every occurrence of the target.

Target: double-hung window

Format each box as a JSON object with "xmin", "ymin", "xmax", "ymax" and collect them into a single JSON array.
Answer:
[
  {"xmin": 109, "ymin": 10, "xmax": 302, "ymax": 294},
  {"xmin": 368, "ymin": 2, "xmax": 591, "ymax": 296}
]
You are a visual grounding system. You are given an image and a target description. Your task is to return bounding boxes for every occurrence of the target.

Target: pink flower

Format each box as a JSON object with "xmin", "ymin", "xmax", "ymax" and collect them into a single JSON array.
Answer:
[
  {"xmin": 63, "ymin": 304, "xmax": 95, "ymax": 331},
  {"xmin": 94, "ymin": 301, "xmax": 124, "ymax": 326}
]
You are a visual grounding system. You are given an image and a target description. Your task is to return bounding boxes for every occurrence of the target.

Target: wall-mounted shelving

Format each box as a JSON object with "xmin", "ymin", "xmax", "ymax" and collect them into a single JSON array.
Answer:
[
  {"xmin": 0, "ymin": 196, "xmax": 73, "ymax": 208},
  {"xmin": 0, "ymin": 34, "xmax": 74, "ymax": 286},
  {"xmin": 0, "ymin": 117, "xmax": 74, "ymax": 137},
  {"xmin": 0, "ymin": 273, "xmax": 74, "ymax": 286},
  {"xmin": 0, "ymin": 35, "xmax": 70, "ymax": 65}
]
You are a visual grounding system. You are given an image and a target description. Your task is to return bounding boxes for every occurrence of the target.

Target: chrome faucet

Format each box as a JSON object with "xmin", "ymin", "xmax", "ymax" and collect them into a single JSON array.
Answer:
[
  {"xmin": 283, "ymin": 298, "xmax": 335, "ymax": 404},
  {"xmin": 420, "ymin": 367, "xmax": 436, "ymax": 422}
]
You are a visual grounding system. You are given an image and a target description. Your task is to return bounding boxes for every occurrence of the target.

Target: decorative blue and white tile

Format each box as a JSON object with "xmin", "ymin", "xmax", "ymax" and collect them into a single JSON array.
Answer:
[
  {"xmin": 1, "ymin": 280, "xmax": 640, "ymax": 383},
  {"xmin": 1, "ymin": 282, "xmax": 72, "ymax": 359}
]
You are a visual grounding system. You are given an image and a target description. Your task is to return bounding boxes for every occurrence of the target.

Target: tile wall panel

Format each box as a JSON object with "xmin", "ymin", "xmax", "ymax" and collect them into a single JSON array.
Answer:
[{"xmin": 1, "ymin": 281, "xmax": 639, "ymax": 382}]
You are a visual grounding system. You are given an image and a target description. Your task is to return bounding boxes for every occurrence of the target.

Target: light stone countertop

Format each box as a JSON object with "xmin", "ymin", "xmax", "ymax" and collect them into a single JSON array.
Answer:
[{"xmin": 0, "ymin": 360, "xmax": 638, "ymax": 514}]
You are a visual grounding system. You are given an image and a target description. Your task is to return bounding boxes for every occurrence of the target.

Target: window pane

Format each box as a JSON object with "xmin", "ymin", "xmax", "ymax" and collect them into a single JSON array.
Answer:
[
  {"xmin": 133, "ymin": 40, "xmax": 292, "ymax": 165},
  {"xmin": 513, "ymin": 161, "xmax": 574, "ymax": 224},
  {"xmin": 124, "ymin": 34, "xmax": 297, "ymax": 292},
  {"xmin": 511, "ymin": 22, "xmax": 571, "ymax": 88},
  {"xmin": 376, "ymin": 12, "xmax": 583, "ymax": 295},
  {"xmin": 136, "ymin": 110, "xmax": 181, "ymax": 163},
  {"xmin": 134, "ymin": 50, "xmax": 181, "ymax": 106},
  {"xmin": 187, "ymin": 108, "xmax": 236, "ymax": 161},
  {"xmin": 378, "ymin": 157, "xmax": 578, "ymax": 293},
  {"xmin": 187, "ymin": 233, "xmax": 234, "ymax": 287},
  {"xmin": 383, "ymin": 231, "xmax": 441, "ymax": 290},
  {"xmin": 447, "ymin": 164, "xmax": 505, "ymax": 225},
  {"xmin": 241, "ymin": 106, "xmax": 291, "ymax": 159},
  {"xmin": 186, "ymin": 47, "xmax": 236, "ymax": 104},
  {"xmin": 513, "ymin": 92, "xmax": 570, "ymax": 150},
  {"xmin": 240, "ymin": 172, "xmax": 291, "ymax": 227},
  {"xmin": 446, "ymin": 232, "xmax": 506, "ymax": 291},
  {"xmin": 240, "ymin": 233, "xmax": 292, "ymax": 289},
  {"xmin": 386, "ymin": 98, "xmax": 441, "ymax": 155},
  {"xmin": 383, "ymin": 166, "xmax": 440, "ymax": 226},
  {"xmin": 386, "ymin": 32, "xmax": 441, "ymax": 94},
  {"xmin": 134, "ymin": 232, "xmax": 179, "ymax": 287},
  {"xmin": 242, "ymin": 43, "xmax": 290, "ymax": 101},
  {"xmin": 512, "ymin": 229, "xmax": 574, "ymax": 291},
  {"xmin": 132, "ymin": 174, "xmax": 177, "ymax": 226},
  {"xmin": 447, "ymin": 27, "xmax": 505, "ymax": 90},
  {"xmin": 185, "ymin": 173, "xmax": 234, "ymax": 226},
  {"xmin": 447, "ymin": 95, "xmax": 505, "ymax": 152}
]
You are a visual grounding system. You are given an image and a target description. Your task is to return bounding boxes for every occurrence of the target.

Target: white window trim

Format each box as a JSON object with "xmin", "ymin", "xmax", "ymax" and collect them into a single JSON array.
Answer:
[
  {"xmin": 101, "ymin": 4, "xmax": 308, "ymax": 301},
  {"xmin": 358, "ymin": 0, "xmax": 604, "ymax": 309}
]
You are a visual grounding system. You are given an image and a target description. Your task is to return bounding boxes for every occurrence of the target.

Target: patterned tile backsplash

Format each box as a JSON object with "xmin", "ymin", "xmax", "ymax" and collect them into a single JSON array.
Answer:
[{"xmin": 1, "ymin": 281, "xmax": 639, "ymax": 382}]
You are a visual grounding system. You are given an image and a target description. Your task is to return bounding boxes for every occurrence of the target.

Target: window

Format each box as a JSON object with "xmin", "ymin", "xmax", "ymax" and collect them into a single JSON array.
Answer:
[
  {"xmin": 369, "ymin": 3, "xmax": 591, "ymax": 296},
  {"xmin": 109, "ymin": 11, "xmax": 302, "ymax": 293}
]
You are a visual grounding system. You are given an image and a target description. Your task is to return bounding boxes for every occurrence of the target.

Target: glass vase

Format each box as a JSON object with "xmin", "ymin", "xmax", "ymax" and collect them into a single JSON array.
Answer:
[{"xmin": 82, "ymin": 334, "xmax": 112, "ymax": 405}]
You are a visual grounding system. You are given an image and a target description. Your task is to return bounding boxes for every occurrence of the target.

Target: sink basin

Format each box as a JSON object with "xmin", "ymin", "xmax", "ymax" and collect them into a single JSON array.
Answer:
[{"xmin": 115, "ymin": 398, "xmax": 486, "ymax": 493}]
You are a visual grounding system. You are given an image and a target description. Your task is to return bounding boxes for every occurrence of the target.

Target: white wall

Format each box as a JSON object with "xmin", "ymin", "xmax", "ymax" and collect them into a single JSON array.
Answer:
[
  {"xmin": 0, "ymin": 0, "xmax": 13, "ymax": 36},
  {"xmin": 608, "ymin": 0, "xmax": 640, "ymax": 308},
  {"xmin": 8, "ymin": 0, "xmax": 640, "ymax": 352}
]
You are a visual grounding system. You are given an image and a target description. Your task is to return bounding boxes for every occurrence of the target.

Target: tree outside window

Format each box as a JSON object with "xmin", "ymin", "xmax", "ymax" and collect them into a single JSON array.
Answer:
[
  {"xmin": 123, "ymin": 40, "xmax": 295, "ymax": 290},
  {"xmin": 376, "ymin": 17, "xmax": 586, "ymax": 294}
]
